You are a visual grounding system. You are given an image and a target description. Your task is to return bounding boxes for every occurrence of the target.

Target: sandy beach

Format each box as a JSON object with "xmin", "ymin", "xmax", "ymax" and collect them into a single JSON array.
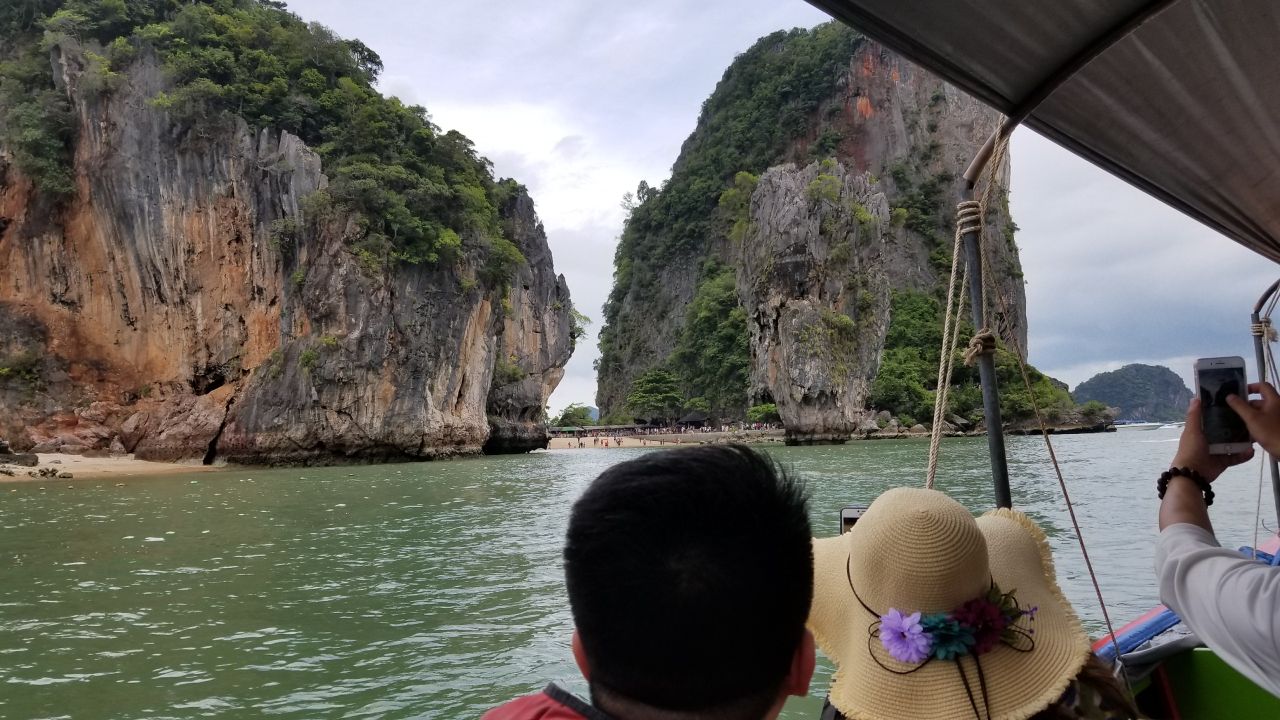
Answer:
[
  {"xmin": 0, "ymin": 453, "xmax": 215, "ymax": 482},
  {"xmin": 0, "ymin": 430, "xmax": 788, "ymax": 480}
]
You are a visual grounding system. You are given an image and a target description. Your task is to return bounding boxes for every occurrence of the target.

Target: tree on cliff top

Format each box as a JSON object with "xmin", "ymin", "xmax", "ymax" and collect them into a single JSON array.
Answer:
[
  {"xmin": 1073, "ymin": 363, "xmax": 1192, "ymax": 422},
  {"xmin": 626, "ymin": 369, "xmax": 684, "ymax": 425},
  {"xmin": 551, "ymin": 403, "xmax": 595, "ymax": 428},
  {"xmin": 0, "ymin": 0, "xmax": 524, "ymax": 279}
]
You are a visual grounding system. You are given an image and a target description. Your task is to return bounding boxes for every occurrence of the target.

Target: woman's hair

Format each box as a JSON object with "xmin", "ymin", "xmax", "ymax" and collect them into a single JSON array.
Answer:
[{"xmin": 1029, "ymin": 655, "xmax": 1140, "ymax": 719}]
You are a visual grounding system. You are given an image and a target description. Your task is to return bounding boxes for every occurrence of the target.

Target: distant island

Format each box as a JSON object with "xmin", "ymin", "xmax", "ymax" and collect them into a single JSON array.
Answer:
[{"xmin": 1072, "ymin": 364, "xmax": 1192, "ymax": 422}]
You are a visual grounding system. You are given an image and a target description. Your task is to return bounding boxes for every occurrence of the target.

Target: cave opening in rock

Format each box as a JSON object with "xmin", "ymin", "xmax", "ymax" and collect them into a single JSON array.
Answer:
[
  {"xmin": 201, "ymin": 434, "xmax": 218, "ymax": 465},
  {"xmin": 191, "ymin": 367, "xmax": 226, "ymax": 395}
]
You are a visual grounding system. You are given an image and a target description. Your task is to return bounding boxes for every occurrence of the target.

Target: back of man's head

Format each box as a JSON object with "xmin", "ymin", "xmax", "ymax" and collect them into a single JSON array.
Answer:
[{"xmin": 564, "ymin": 444, "xmax": 812, "ymax": 718}]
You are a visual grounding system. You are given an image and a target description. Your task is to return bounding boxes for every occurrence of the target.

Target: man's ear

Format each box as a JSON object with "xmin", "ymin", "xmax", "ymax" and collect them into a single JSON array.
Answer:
[
  {"xmin": 785, "ymin": 629, "xmax": 816, "ymax": 697},
  {"xmin": 571, "ymin": 628, "xmax": 591, "ymax": 681}
]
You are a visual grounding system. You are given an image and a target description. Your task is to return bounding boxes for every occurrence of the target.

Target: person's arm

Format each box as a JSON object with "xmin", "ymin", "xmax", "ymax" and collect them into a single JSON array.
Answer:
[
  {"xmin": 1155, "ymin": 394, "xmax": 1280, "ymax": 697},
  {"xmin": 1157, "ymin": 524, "xmax": 1280, "ymax": 697},
  {"xmin": 1158, "ymin": 474, "xmax": 1213, "ymax": 533}
]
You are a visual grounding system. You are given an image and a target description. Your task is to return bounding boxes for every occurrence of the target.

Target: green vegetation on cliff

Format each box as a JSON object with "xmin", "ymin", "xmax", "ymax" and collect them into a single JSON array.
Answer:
[
  {"xmin": 1073, "ymin": 363, "xmax": 1192, "ymax": 422},
  {"xmin": 871, "ymin": 291, "xmax": 1074, "ymax": 425},
  {"xmin": 598, "ymin": 23, "xmax": 862, "ymax": 393},
  {"xmin": 670, "ymin": 265, "xmax": 750, "ymax": 418},
  {"xmin": 0, "ymin": 2, "xmax": 76, "ymax": 197},
  {"xmin": 747, "ymin": 403, "xmax": 780, "ymax": 423},
  {"xmin": 0, "ymin": 0, "xmax": 522, "ymax": 274},
  {"xmin": 550, "ymin": 403, "xmax": 595, "ymax": 428},
  {"xmin": 625, "ymin": 369, "xmax": 684, "ymax": 424}
]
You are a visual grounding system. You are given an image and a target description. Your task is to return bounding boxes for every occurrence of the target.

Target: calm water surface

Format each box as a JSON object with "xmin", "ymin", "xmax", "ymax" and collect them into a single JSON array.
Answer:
[{"xmin": 2, "ymin": 429, "xmax": 1273, "ymax": 718}]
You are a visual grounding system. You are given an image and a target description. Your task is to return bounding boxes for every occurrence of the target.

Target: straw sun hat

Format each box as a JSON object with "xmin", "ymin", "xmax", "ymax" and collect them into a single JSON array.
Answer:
[{"xmin": 809, "ymin": 488, "xmax": 1091, "ymax": 720}]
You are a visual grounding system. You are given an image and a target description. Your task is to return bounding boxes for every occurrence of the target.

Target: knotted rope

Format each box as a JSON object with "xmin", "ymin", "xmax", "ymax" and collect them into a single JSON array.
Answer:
[
  {"xmin": 925, "ymin": 135, "xmax": 1007, "ymax": 489},
  {"xmin": 925, "ymin": 199, "xmax": 981, "ymax": 489},
  {"xmin": 1252, "ymin": 317, "xmax": 1277, "ymax": 342},
  {"xmin": 922, "ymin": 132, "xmax": 1126, "ymax": 678},
  {"xmin": 963, "ymin": 331, "xmax": 996, "ymax": 367}
]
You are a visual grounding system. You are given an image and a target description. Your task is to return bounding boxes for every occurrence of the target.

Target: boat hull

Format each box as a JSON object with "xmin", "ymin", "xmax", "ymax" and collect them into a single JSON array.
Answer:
[{"xmin": 1093, "ymin": 533, "xmax": 1280, "ymax": 717}]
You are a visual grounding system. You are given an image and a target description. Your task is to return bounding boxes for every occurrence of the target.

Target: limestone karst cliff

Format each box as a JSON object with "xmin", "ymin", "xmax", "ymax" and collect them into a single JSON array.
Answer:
[
  {"xmin": 0, "ymin": 7, "xmax": 572, "ymax": 463},
  {"xmin": 597, "ymin": 24, "xmax": 1027, "ymax": 442}
]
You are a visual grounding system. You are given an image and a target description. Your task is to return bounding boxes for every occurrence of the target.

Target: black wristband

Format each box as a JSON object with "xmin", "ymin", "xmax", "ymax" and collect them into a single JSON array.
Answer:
[{"xmin": 1157, "ymin": 467, "xmax": 1214, "ymax": 506}]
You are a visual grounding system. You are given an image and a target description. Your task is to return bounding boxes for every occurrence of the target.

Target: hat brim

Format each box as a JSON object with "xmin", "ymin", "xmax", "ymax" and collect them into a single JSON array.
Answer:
[{"xmin": 809, "ymin": 508, "xmax": 1091, "ymax": 720}]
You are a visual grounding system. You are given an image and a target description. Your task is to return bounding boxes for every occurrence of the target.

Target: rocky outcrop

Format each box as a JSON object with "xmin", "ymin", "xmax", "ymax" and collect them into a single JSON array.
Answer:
[
  {"xmin": 597, "ymin": 29, "xmax": 1024, "ymax": 443},
  {"xmin": 0, "ymin": 43, "xmax": 571, "ymax": 463},
  {"xmin": 737, "ymin": 163, "xmax": 894, "ymax": 442},
  {"xmin": 483, "ymin": 190, "xmax": 573, "ymax": 453}
]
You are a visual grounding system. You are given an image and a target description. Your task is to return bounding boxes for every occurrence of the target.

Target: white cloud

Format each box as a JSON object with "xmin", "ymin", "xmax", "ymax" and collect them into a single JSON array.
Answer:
[
  {"xmin": 1012, "ymin": 128, "xmax": 1279, "ymax": 381},
  {"xmin": 425, "ymin": 100, "xmax": 635, "ymax": 232}
]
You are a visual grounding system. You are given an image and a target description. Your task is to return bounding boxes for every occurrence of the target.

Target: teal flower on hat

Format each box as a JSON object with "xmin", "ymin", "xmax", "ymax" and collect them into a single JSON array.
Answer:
[{"xmin": 921, "ymin": 613, "xmax": 976, "ymax": 660}]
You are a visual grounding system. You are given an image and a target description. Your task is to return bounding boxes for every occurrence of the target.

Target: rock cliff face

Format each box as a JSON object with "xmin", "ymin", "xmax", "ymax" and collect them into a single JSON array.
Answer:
[
  {"xmin": 736, "ymin": 162, "xmax": 896, "ymax": 442},
  {"xmin": 483, "ymin": 190, "xmax": 573, "ymax": 454},
  {"xmin": 597, "ymin": 28, "xmax": 1025, "ymax": 442},
  {"xmin": 0, "ymin": 46, "xmax": 571, "ymax": 462}
]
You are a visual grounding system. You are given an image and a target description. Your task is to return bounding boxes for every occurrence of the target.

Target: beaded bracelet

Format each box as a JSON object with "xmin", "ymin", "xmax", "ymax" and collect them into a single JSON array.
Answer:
[{"xmin": 1157, "ymin": 467, "xmax": 1215, "ymax": 506}]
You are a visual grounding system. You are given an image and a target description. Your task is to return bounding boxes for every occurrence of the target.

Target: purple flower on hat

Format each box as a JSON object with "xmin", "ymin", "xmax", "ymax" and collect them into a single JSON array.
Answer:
[{"xmin": 879, "ymin": 609, "xmax": 931, "ymax": 663}]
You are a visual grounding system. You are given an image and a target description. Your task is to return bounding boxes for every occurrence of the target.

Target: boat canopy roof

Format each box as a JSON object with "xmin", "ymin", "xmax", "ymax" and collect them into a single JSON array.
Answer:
[{"xmin": 804, "ymin": 0, "xmax": 1280, "ymax": 264}]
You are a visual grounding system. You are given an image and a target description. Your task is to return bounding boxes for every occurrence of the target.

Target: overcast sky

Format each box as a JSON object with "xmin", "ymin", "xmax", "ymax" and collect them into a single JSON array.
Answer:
[{"xmin": 289, "ymin": 0, "xmax": 1278, "ymax": 414}]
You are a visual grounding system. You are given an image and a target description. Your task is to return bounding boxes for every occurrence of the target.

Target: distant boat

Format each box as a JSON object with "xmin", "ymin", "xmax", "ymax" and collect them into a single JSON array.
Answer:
[{"xmin": 1115, "ymin": 422, "xmax": 1162, "ymax": 431}]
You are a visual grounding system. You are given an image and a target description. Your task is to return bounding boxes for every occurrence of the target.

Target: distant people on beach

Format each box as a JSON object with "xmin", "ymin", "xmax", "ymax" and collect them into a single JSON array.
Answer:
[
  {"xmin": 482, "ymin": 445, "xmax": 815, "ymax": 720},
  {"xmin": 551, "ymin": 420, "xmax": 783, "ymax": 450}
]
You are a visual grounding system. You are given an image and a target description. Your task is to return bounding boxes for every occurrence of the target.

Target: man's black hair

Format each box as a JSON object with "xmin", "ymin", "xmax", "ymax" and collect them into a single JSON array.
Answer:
[{"xmin": 564, "ymin": 444, "xmax": 812, "ymax": 716}]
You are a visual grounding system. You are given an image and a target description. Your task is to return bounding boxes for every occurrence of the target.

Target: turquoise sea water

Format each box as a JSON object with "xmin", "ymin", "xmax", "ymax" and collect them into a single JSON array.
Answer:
[{"xmin": 2, "ymin": 428, "xmax": 1273, "ymax": 718}]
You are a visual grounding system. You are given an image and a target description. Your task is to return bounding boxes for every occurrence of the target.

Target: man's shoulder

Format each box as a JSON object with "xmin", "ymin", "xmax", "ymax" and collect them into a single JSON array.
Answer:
[{"xmin": 481, "ymin": 684, "xmax": 612, "ymax": 720}]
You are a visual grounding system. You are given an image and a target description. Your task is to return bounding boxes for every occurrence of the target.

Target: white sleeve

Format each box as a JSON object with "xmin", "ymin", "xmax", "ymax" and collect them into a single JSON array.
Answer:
[{"xmin": 1155, "ymin": 523, "xmax": 1280, "ymax": 697}]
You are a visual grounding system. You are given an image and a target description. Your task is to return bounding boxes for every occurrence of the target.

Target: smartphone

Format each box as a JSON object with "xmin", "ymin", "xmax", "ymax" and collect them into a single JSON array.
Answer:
[
  {"xmin": 840, "ymin": 505, "xmax": 867, "ymax": 534},
  {"xmin": 1194, "ymin": 356, "xmax": 1251, "ymax": 455}
]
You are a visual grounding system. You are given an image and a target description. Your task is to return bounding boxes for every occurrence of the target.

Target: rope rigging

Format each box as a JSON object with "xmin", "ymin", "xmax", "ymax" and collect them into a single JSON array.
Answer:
[
  {"xmin": 925, "ymin": 200, "xmax": 979, "ymax": 489},
  {"xmin": 1252, "ymin": 308, "xmax": 1280, "ymax": 552},
  {"xmin": 925, "ymin": 132, "xmax": 1126, "ymax": 671}
]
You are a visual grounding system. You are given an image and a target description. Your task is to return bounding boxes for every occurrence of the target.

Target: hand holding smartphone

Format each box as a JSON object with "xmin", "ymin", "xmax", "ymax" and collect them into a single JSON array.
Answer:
[{"xmin": 1194, "ymin": 356, "xmax": 1251, "ymax": 454}]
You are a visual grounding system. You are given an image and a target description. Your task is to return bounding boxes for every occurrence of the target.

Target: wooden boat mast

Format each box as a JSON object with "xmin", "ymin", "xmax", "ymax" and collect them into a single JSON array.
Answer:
[
  {"xmin": 957, "ymin": 0, "xmax": 1179, "ymax": 508},
  {"xmin": 1252, "ymin": 280, "xmax": 1280, "ymax": 522}
]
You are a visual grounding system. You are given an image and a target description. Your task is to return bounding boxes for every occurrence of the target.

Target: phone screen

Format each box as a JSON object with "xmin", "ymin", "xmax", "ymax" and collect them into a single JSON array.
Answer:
[
  {"xmin": 840, "ymin": 505, "xmax": 866, "ymax": 533},
  {"xmin": 1198, "ymin": 366, "xmax": 1249, "ymax": 445}
]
